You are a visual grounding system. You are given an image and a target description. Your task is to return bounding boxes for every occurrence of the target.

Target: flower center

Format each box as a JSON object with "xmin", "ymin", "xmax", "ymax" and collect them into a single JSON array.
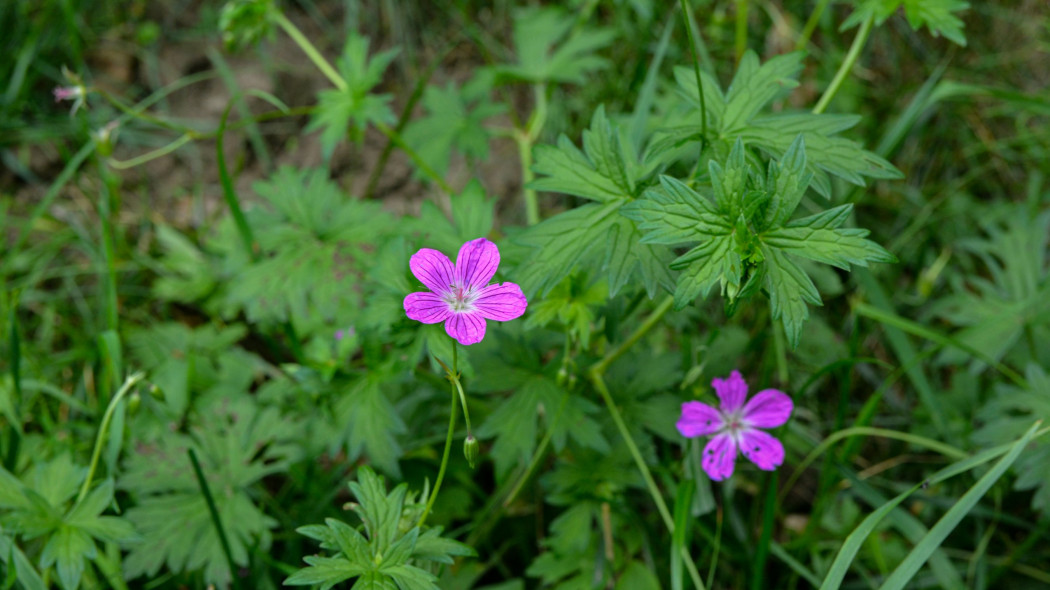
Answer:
[{"xmin": 443, "ymin": 284, "xmax": 477, "ymax": 313}]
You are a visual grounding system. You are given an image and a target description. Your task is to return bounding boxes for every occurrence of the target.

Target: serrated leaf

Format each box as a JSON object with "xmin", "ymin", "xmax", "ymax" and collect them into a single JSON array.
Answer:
[
  {"xmin": 497, "ymin": 6, "xmax": 615, "ymax": 84},
  {"xmin": 475, "ymin": 376, "xmax": 560, "ymax": 480},
  {"xmin": 121, "ymin": 399, "xmax": 295, "ymax": 587},
  {"xmin": 306, "ymin": 34, "xmax": 398, "ymax": 158},
  {"xmin": 722, "ymin": 51, "xmax": 803, "ymax": 132},
  {"xmin": 670, "ymin": 235, "xmax": 739, "ymax": 309},
  {"xmin": 622, "ymin": 176, "xmax": 728, "ymax": 245},
  {"xmin": 762, "ymin": 246, "xmax": 822, "ymax": 347},
  {"xmin": 762, "ymin": 209, "xmax": 897, "ymax": 270},
  {"xmin": 665, "ymin": 51, "xmax": 902, "ymax": 197},
  {"xmin": 844, "ymin": 0, "xmax": 968, "ymax": 46},
  {"xmin": 530, "ymin": 107, "xmax": 633, "ymax": 203},
  {"xmin": 402, "ymin": 75, "xmax": 505, "ymax": 177},
  {"xmin": 284, "ymin": 555, "xmax": 365, "ymax": 589},
  {"xmin": 335, "ymin": 378, "xmax": 407, "ymax": 478}
]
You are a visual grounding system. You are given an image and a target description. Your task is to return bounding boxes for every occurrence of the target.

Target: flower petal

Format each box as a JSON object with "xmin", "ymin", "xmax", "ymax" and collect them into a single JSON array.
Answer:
[
  {"xmin": 445, "ymin": 312, "xmax": 486, "ymax": 345},
  {"xmin": 742, "ymin": 389, "xmax": 793, "ymax": 428},
  {"xmin": 701, "ymin": 434, "xmax": 738, "ymax": 481},
  {"xmin": 404, "ymin": 292, "xmax": 453, "ymax": 324},
  {"xmin": 738, "ymin": 429, "xmax": 785, "ymax": 471},
  {"xmin": 410, "ymin": 248, "xmax": 455, "ymax": 295},
  {"xmin": 473, "ymin": 282, "xmax": 527, "ymax": 321},
  {"xmin": 712, "ymin": 370, "xmax": 748, "ymax": 413},
  {"xmin": 455, "ymin": 238, "xmax": 500, "ymax": 290},
  {"xmin": 676, "ymin": 402, "xmax": 725, "ymax": 438}
]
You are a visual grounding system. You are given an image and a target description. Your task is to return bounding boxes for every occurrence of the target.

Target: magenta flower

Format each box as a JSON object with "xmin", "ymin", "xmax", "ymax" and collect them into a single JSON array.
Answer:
[
  {"xmin": 404, "ymin": 238, "xmax": 527, "ymax": 346},
  {"xmin": 676, "ymin": 370, "xmax": 793, "ymax": 481}
]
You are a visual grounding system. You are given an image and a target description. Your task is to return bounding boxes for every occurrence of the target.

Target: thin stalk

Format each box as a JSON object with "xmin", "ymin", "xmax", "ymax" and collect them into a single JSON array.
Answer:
[
  {"xmin": 188, "ymin": 448, "xmax": 240, "ymax": 589},
  {"xmin": 75, "ymin": 372, "xmax": 144, "ymax": 507},
  {"xmin": 795, "ymin": 0, "xmax": 833, "ymax": 51},
  {"xmin": 364, "ymin": 43, "xmax": 453, "ymax": 199},
  {"xmin": 375, "ymin": 121, "xmax": 454, "ymax": 195},
  {"xmin": 413, "ymin": 388, "xmax": 455, "ymax": 524},
  {"xmin": 592, "ymin": 295, "xmax": 674, "ymax": 375},
  {"xmin": 590, "ymin": 371, "xmax": 706, "ymax": 589},
  {"xmin": 679, "ymin": 0, "xmax": 708, "ymax": 150},
  {"xmin": 417, "ymin": 351, "xmax": 461, "ymax": 528},
  {"xmin": 734, "ymin": 0, "xmax": 749, "ymax": 62},
  {"xmin": 273, "ymin": 13, "xmax": 346, "ymax": 91},
  {"xmin": 275, "ymin": 11, "xmax": 452, "ymax": 195},
  {"xmin": 451, "ymin": 345, "xmax": 472, "ymax": 436},
  {"xmin": 812, "ymin": 13, "xmax": 874, "ymax": 114},
  {"xmin": 106, "ymin": 134, "xmax": 193, "ymax": 170},
  {"xmin": 96, "ymin": 163, "xmax": 120, "ymax": 334},
  {"xmin": 216, "ymin": 102, "xmax": 258, "ymax": 261},
  {"xmin": 519, "ymin": 84, "xmax": 548, "ymax": 225}
]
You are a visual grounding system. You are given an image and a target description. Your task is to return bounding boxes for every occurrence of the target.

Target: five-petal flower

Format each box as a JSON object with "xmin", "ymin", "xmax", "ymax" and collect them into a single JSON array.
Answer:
[
  {"xmin": 676, "ymin": 370, "xmax": 793, "ymax": 481},
  {"xmin": 404, "ymin": 238, "xmax": 527, "ymax": 345}
]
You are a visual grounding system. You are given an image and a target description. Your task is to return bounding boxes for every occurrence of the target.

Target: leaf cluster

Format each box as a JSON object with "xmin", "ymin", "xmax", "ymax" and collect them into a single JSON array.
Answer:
[
  {"xmin": 285, "ymin": 467, "xmax": 474, "ymax": 590},
  {"xmin": 0, "ymin": 457, "xmax": 136, "ymax": 590}
]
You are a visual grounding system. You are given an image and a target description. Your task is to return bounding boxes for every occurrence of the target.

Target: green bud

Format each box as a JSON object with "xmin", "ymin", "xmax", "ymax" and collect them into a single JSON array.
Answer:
[
  {"xmin": 148, "ymin": 383, "xmax": 165, "ymax": 401},
  {"xmin": 127, "ymin": 391, "xmax": 141, "ymax": 414},
  {"xmin": 463, "ymin": 435, "xmax": 480, "ymax": 469}
]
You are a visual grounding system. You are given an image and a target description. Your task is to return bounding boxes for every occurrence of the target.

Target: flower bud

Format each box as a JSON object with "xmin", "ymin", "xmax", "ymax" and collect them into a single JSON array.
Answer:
[
  {"xmin": 148, "ymin": 383, "xmax": 165, "ymax": 401},
  {"xmin": 128, "ymin": 391, "xmax": 142, "ymax": 414},
  {"xmin": 463, "ymin": 435, "xmax": 479, "ymax": 469}
]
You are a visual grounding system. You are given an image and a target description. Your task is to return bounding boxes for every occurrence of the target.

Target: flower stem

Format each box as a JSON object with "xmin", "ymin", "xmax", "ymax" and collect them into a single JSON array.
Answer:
[
  {"xmin": 417, "ymin": 350, "xmax": 460, "ymax": 528},
  {"xmin": 589, "ymin": 370, "xmax": 706, "ymax": 589},
  {"xmin": 519, "ymin": 84, "xmax": 548, "ymax": 225},
  {"xmin": 451, "ymin": 345, "xmax": 472, "ymax": 436},
  {"xmin": 812, "ymin": 13, "xmax": 874, "ymax": 115},
  {"xmin": 734, "ymin": 0, "xmax": 749, "ymax": 62},
  {"xmin": 273, "ymin": 13, "xmax": 346, "ymax": 92},
  {"xmin": 591, "ymin": 295, "xmax": 674, "ymax": 376},
  {"xmin": 795, "ymin": 0, "xmax": 833, "ymax": 51},
  {"xmin": 75, "ymin": 372, "xmax": 144, "ymax": 507},
  {"xmin": 679, "ymin": 0, "xmax": 708, "ymax": 150}
]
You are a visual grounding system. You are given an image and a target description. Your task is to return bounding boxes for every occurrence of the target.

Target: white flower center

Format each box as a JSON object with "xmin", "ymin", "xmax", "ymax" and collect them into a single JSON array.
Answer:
[{"xmin": 443, "ymin": 284, "xmax": 478, "ymax": 313}]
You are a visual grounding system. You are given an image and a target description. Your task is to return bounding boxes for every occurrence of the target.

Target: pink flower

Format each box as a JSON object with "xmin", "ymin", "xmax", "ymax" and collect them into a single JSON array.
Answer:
[
  {"xmin": 676, "ymin": 370, "xmax": 793, "ymax": 481},
  {"xmin": 404, "ymin": 238, "xmax": 527, "ymax": 346}
]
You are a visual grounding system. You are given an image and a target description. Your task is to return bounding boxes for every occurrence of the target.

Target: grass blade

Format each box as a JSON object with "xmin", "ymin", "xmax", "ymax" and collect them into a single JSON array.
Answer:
[
  {"xmin": 876, "ymin": 421, "xmax": 1042, "ymax": 590},
  {"xmin": 819, "ymin": 424, "xmax": 1043, "ymax": 590}
]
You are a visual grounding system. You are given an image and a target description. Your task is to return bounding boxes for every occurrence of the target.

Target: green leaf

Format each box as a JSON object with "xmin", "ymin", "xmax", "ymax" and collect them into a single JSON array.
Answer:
[
  {"xmin": 402, "ymin": 74, "xmax": 505, "ymax": 177},
  {"xmin": 283, "ymin": 555, "xmax": 365, "ymax": 589},
  {"xmin": 931, "ymin": 211, "xmax": 1050, "ymax": 368},
  {"xmin": 762, "ymin": 246, "xmax": 821, "ymax": 347},
  {"xmin": 39, "ymin": 525, "xmax": 93, "ymax": 590},
  {"xmin": 222, "ymin": 166, "xmax": 393, "ymax": 332},
  {"xmin": 334, "ymin": 377, "xmax": 407, "ymax": 478},
  {"xmin": 306, "ymin": 33, "xmax": 399, "ymax": 159},
  {"xmin": 286, "ymin": 467, "xmax": 470, "ymax": 590},
  {"xmin": 121, "ymin": 399, "xmax": 296, "ymax": 587},
  {"xmin": 762, "ymin": 206, "xmax": 897, "ymax": 269},
  {"xmin": 622, "ymin": 176, "xmax": 729, "ymax": 245},
  {"xmin": 843, "ymin": 0, "xmax": 968, "ymax": 46},
  {"xmin": 497, "ymin": 6, "xmax": 615, "ymax": 84},
  {"xmin": 530, "ymin": 106, "xmax": 635, "ymax": 203},
  {"xmin": 722, "ymin": 51, "xmax": 804, "ymax": 132},
  {"xmin": 661, "ymin": 50, "xmax": 902, "ymax": 198},
  {"xmin": 475, "ymin": 375, "xmax": 560, "ymax": 480},
  {"xmin": 974, "ymin": 364, "xmax": 1050, "ymax": 512}
]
